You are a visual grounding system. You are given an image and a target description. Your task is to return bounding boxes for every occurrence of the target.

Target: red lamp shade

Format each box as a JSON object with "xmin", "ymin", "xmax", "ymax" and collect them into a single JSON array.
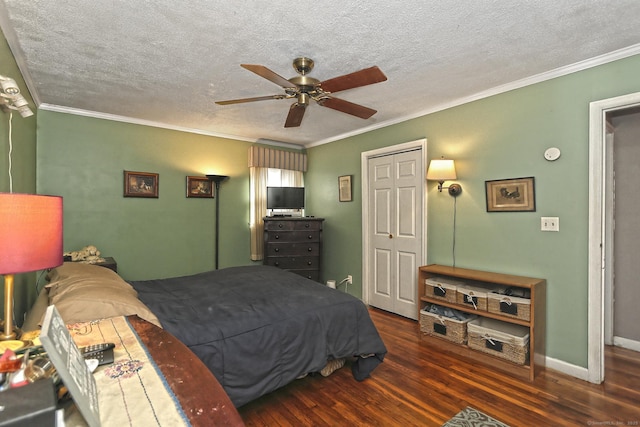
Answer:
[{"xmin": 0, "ymin": 193, "xmax": 63, "ymax": 275}]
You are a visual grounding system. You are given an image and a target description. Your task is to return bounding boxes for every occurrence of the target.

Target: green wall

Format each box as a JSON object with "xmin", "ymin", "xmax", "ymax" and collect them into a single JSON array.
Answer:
[
  {"xmin": 5, "ymin": 22, "xmax": 640, "ymax": 368},
  {"xmin": 306, "ymin": 54, "xmax": 640, "ymax": 368},
  {"xmin": 1, "ymin": 29, "xmax": 39, "ymax": 324},
  {"xmin": 36, "ymin": 111, "xmax": 256, "ymax": 280}
]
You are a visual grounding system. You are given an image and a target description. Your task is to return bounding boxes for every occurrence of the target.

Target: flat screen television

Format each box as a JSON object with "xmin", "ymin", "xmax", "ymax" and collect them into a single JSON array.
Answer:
[{"xmin": 267, "ymin": 187, "xmax": 305, "ymax": 210}]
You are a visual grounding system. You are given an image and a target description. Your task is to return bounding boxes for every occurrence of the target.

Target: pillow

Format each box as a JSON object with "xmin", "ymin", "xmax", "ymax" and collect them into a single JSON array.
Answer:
[{"xmin": 44, "ymin": 262, "xmax": 161, "ymax": 328}]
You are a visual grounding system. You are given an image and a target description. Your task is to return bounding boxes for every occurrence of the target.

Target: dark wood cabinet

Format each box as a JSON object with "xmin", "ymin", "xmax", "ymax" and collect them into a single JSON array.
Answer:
[{"xmin": 263, "ymin": 217, "xmax": 324, "ymax": 282}]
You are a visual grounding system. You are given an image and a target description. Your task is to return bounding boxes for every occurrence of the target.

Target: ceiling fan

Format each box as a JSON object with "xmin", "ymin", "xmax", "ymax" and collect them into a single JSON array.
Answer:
[{"xmin": 215, "ymin": 57, "xmax": 387, "ymax": 128}]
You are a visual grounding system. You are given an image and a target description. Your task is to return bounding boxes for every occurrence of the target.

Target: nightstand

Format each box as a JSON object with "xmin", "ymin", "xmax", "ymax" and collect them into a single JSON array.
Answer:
[{"xmin": 69, "ymin": 257, "xmax": 117, "ymax": 273}]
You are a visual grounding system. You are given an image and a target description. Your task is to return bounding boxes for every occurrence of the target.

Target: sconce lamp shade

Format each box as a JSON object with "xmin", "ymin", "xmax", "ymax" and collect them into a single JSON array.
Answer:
[
  {"xmin": 426, "ymin": 159, "xmax": 457, "ymax": 181},
  {"xmin": 0, "ymin": 193, "xmax": 63, "ymax": 275}
]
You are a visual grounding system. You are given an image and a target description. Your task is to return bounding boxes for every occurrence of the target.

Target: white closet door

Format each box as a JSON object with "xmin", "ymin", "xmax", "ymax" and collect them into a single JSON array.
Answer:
[{"xmin": 367, "ymin": 149, "xmax": 422, "ymax": 319}]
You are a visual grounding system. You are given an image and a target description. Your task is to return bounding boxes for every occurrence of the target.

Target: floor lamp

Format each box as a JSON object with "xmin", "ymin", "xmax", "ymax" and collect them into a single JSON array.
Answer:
[
  {"xmin": 0, "ymin": 193, "xmax": 63, "ymax": 341},
  {"xmin": 206, "ymin": 175, "xmax": 229, "ymax": 270}
]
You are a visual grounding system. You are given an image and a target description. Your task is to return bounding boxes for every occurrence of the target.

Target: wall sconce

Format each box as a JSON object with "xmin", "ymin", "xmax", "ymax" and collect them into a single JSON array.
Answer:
[
  {"xmin": 0, "ymin": 75, "xmax": 33, "ymax": 118},
  {"xmin": 426, "ymin": 157, "xmax": 462, "ymax": 196}
]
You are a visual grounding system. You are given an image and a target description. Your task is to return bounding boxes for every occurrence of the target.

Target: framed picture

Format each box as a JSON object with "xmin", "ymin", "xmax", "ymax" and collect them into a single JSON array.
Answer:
[
  {"xmin": 124, "ymin": 171, "xmax": 159, "ymax": 198},
  {"xmin": 485, "ymin": 177, "xmax": 535, "ymax": 212},
  {"xmin": 339, "ymin": 175, "xmax": 352, "ymax": 202},
  {"xmin": 186, "ymin": 176, "xmax": 213, "ymax": 198}
]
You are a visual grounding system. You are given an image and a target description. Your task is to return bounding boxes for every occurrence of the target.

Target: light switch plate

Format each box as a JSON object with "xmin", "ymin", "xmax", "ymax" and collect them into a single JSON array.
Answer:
[{"xmin": 541, "ymin": 217, "xmax": 559, "ymax": 232}]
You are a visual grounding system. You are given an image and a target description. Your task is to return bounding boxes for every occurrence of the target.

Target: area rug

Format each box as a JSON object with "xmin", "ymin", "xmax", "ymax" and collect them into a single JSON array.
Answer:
[{"xmin": 442, "ymin": 406, "xmax": 510, "ymax": 427}]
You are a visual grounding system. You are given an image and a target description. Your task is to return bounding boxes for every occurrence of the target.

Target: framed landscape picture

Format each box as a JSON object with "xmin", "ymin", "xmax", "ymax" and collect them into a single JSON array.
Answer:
[
  {"xmin": 124, "ymin": 171, "xmax": 159, "ymax": 198},
  {"xmin": 186, "ymin": 176, "xmax": 213, "ymax": 198},
  {"xmin": 485, "ymin": 177, "xmax": 535, "ymax": 212}
]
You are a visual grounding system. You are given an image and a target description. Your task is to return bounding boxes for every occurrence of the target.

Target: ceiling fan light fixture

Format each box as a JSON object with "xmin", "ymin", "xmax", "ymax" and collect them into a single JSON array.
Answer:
[
  {"xmin": 298, "ymin": 93, "xmax": 310, "ymax": 106},
  {"xmin": 216, "ymin": 58, "xmax": 387, "ymax": 128}
]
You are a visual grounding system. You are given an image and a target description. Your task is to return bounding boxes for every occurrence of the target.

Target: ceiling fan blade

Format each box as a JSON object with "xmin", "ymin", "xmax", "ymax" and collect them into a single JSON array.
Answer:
[
  {"xmin": 215, "ymin": 94, "xmax": 286, "ymax": 105},
  {"xmin": 319, "ymin": 97, "xmax": 377, "ymax": 119},
  {"xmin": 320, "ymin": 66, "xmax": 387, "ymax": 93},
  {"xmin": 284, "ymin": 103, "xmax": 306, "ymax": 127},
  {"xmin": 241, "ymin": 64, "xmax": 296, "ymax": 89}
]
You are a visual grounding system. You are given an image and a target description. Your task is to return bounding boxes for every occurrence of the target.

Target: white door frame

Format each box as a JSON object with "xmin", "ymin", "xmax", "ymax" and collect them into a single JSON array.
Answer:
[
  {"xmin": 588, "ymin": 92, "xmax": 640, "ymax": 384},
  {"xmin": 361, "ymin": 138, "xmax": 427, "ymax": 305}
]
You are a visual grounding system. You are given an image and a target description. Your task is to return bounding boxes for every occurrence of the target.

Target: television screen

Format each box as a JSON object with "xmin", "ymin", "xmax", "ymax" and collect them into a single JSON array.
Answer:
[{"xmin": 267, "ymin": 187, "xmax": 305, "ymax": 210}]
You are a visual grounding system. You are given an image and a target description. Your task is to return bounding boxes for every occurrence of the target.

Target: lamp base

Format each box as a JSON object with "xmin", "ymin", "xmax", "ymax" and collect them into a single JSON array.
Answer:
[{"xmin": 0, "ymin": 319, "xmax": 21, "ymax": 341}]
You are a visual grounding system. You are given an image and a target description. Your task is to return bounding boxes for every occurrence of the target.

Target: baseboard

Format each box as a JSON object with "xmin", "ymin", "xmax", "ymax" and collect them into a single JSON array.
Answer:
[
  {"xmin": 613, "ymin": 336, "xmax": 640, "ymax": 352},
  {"xmin": 544, "ymin": 356, "xmax": 590, "ymax": 382}
]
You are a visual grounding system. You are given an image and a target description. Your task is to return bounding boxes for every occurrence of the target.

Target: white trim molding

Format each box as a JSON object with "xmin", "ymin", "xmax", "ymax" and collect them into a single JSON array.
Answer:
[{"xmin": 588, "ymin": 91, "xmax": 640, "ymax": 384}]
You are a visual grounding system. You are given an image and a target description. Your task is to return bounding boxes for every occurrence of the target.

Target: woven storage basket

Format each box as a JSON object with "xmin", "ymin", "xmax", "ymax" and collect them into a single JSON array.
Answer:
[
  {"xmin": 424, "ymin": 277, "xmax": 464, "ymax": 304},
  {"xmin": 467, "ymin": 318, "xmax": 530, "ymax": 365},
  {"xmin": 419, "ymin": 308, "xmax": 475, "ymax": 344},
  {"xmin": 456, "ymin": 285, "xmax": 489, "ymax": 311},
  {"xmin": 487, "ymin": 293, "xmax": 531, "ymax": 321}
]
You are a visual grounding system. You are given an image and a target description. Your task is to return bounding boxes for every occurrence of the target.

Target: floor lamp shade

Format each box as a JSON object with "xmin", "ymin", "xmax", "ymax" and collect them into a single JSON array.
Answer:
[
  {"xmin": 0, "ymin": 193, "xmax": 63, "ymax": 340},
  {"xmin": 0, "ymin": 193, "xmax": 63, "ymax": 274}
]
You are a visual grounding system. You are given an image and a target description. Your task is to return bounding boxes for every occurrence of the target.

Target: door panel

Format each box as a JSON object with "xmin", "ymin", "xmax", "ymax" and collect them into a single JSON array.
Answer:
[{"xmin": 367, "ymin": 149, "xmax": 422, "ymax": 319}]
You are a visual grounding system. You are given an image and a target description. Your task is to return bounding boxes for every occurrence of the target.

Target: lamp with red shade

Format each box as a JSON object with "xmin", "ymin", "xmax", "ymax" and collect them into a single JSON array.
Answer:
[{"xmin": 0, "ymin": 193, "xmax": 63, "ymax": 341}]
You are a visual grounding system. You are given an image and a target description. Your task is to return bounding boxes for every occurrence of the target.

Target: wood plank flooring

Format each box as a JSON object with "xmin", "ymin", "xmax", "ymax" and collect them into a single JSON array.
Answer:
[{"xmin": 238, "ymin": 307, "xmax": 640, "ymax": 426}]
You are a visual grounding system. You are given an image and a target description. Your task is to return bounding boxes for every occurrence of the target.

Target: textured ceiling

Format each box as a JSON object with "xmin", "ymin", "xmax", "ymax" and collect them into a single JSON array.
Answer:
[{"xmin": 1, "ymin": 1, "xmax": 640, "ymax": 148}]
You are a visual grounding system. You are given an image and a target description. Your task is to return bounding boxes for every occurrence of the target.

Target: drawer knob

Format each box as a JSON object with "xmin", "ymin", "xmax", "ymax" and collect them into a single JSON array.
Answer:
[
  {"xmin": 307, "ymin": 261, "xmax": 312, "ymax": 265},
  {"xmin": 275, "ymin": 235, "xmax": 280, "ymax": 239},
  {"xmin": 274, "ymin": 248, "xmax": 280, "ymax": 253},
  {"xmin": 305, "ymin": 223, "xmax": 310, "ymax": 228},
  {"xmin": 274, "ymin": 262, "xmax": 279, "ymax": 266},
  {"xmin": 278, "ymin": 223, "xmax": 283, "ymax": 228},
  {"xmin": 307, "ymin": 235, "xmax": 313, "ymax": 239},
  {"xmin": 307, "ymin": 247, "xmax": 313, "ymax": 252}
]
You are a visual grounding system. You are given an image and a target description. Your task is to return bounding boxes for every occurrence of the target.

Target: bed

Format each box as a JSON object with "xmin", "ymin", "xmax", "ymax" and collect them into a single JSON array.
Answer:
[{"xmin": 26, "ymin": 262, "xmax": 387, "ymax": 408}]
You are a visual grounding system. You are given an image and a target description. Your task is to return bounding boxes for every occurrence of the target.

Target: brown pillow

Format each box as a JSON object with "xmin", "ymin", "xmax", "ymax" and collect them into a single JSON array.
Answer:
[{"xmin": 44, "ymin": 262, "xmax": 161, "ymax": 328}]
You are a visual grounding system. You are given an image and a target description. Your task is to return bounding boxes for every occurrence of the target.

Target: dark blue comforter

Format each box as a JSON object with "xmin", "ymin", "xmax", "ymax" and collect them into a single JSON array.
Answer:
[{"xmin": 129, "ymin": 265, "xmax": 386, "ymax": 407}]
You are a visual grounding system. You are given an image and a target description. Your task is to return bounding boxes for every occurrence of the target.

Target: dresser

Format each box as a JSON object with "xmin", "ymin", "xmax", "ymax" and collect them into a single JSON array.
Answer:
[{"xmin": 263, "ymin": 217, "xmax": 324, "ymax": 282}]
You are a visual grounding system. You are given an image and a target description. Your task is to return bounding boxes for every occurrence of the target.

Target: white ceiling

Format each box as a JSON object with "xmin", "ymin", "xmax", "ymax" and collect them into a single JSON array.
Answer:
[{"xmin": 2, "ymin": 1, "xmax": 640, "ymax": 148}]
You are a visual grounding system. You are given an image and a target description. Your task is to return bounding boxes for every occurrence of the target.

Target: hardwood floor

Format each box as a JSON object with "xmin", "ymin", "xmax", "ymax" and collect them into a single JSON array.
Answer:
[{"xmin": 239, "ymin": 307, "xmax": 640, "ymax": 426}]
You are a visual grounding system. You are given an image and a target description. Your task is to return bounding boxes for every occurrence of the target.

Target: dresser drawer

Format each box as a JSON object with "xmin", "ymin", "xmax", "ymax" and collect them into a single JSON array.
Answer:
[
  {"xmin": 264, "ymin": 256, "xmax": 319, "ymax": 269},
  {"xmin": 265, "ymin": 230, "xmax": 321, "ymax": 243},
  {"xmin": 264, "ymin": 220, "xmax": 322, "ymax": 231},
  {"xmin": 290, "ymin": 270, "xmax": 320, "ymax": 282},
  {"xmin": 265, "ymin": 242, "xmax": 320, "ymax": 256}
]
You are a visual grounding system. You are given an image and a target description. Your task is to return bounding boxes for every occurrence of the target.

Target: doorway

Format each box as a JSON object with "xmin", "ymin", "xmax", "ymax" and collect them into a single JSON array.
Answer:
[
  {"xmin": 588, "ymin": 92, "xmax": 640, "ymax": 384},
  {"xmin": 361, "ymin": 139, "xmax": 427, "ymax": 320}
]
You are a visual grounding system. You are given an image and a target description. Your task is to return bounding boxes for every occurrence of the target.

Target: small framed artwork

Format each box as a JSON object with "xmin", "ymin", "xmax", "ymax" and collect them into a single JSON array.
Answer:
[
  {"xmin": 339, "ymin": 175, "xmax": 353, "ymax": 202},
  {"xmin": 124, "ymin": 171, "xmax": 159, "ymax": 198},
  {"xmin": 186, "ymin": 176, "xmax": 213, "ymax": 198},
  {"xmin": 485, "ymin": 177, "xmax": 535, "ymax": 212}
]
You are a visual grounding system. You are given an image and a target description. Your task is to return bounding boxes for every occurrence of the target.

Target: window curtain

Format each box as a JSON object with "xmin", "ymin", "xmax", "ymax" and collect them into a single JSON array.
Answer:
[{"xmin": 248, "ymin": 146, "xmax": 307, "ymax": 261}]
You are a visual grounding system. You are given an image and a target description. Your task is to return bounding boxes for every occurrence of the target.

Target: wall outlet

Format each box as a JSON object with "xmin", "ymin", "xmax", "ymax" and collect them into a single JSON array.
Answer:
[
  {"xmin": 541, "ymin": 217, "xmax": 560, "ymax": 232},
  {"xmin": 347, "ymin": 275, "xmax": 353, "ymax": 285}
]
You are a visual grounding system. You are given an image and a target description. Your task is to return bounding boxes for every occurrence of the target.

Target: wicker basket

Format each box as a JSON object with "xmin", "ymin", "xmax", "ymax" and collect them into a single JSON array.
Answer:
[
  {"xmin": 419, "ymin": 307, "xmax": 475, "ymax": 344},
  {"xmin": 467, "ymin": 318, "xmax": 530, "ymax": 365},
  {"xmin": 424, "ymin": 277, "xmax": 464, "ymax": 304},
  {"xmin": 487, "ymin": 293, "xmax": 531, "ymax": 321},
  {"xmin": 456, "ymin": 285, "xmax": 489, "ymax": 311}
]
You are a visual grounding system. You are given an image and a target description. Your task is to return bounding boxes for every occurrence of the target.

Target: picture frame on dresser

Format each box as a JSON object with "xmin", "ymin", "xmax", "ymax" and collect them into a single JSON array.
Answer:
[
  {"xmin": 124, "ymin": 171, "xmax": 159, "ymax": 198},
  {"xmin": 186, "ymin": 176, "xmax": 213, "ymax": 198}
]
